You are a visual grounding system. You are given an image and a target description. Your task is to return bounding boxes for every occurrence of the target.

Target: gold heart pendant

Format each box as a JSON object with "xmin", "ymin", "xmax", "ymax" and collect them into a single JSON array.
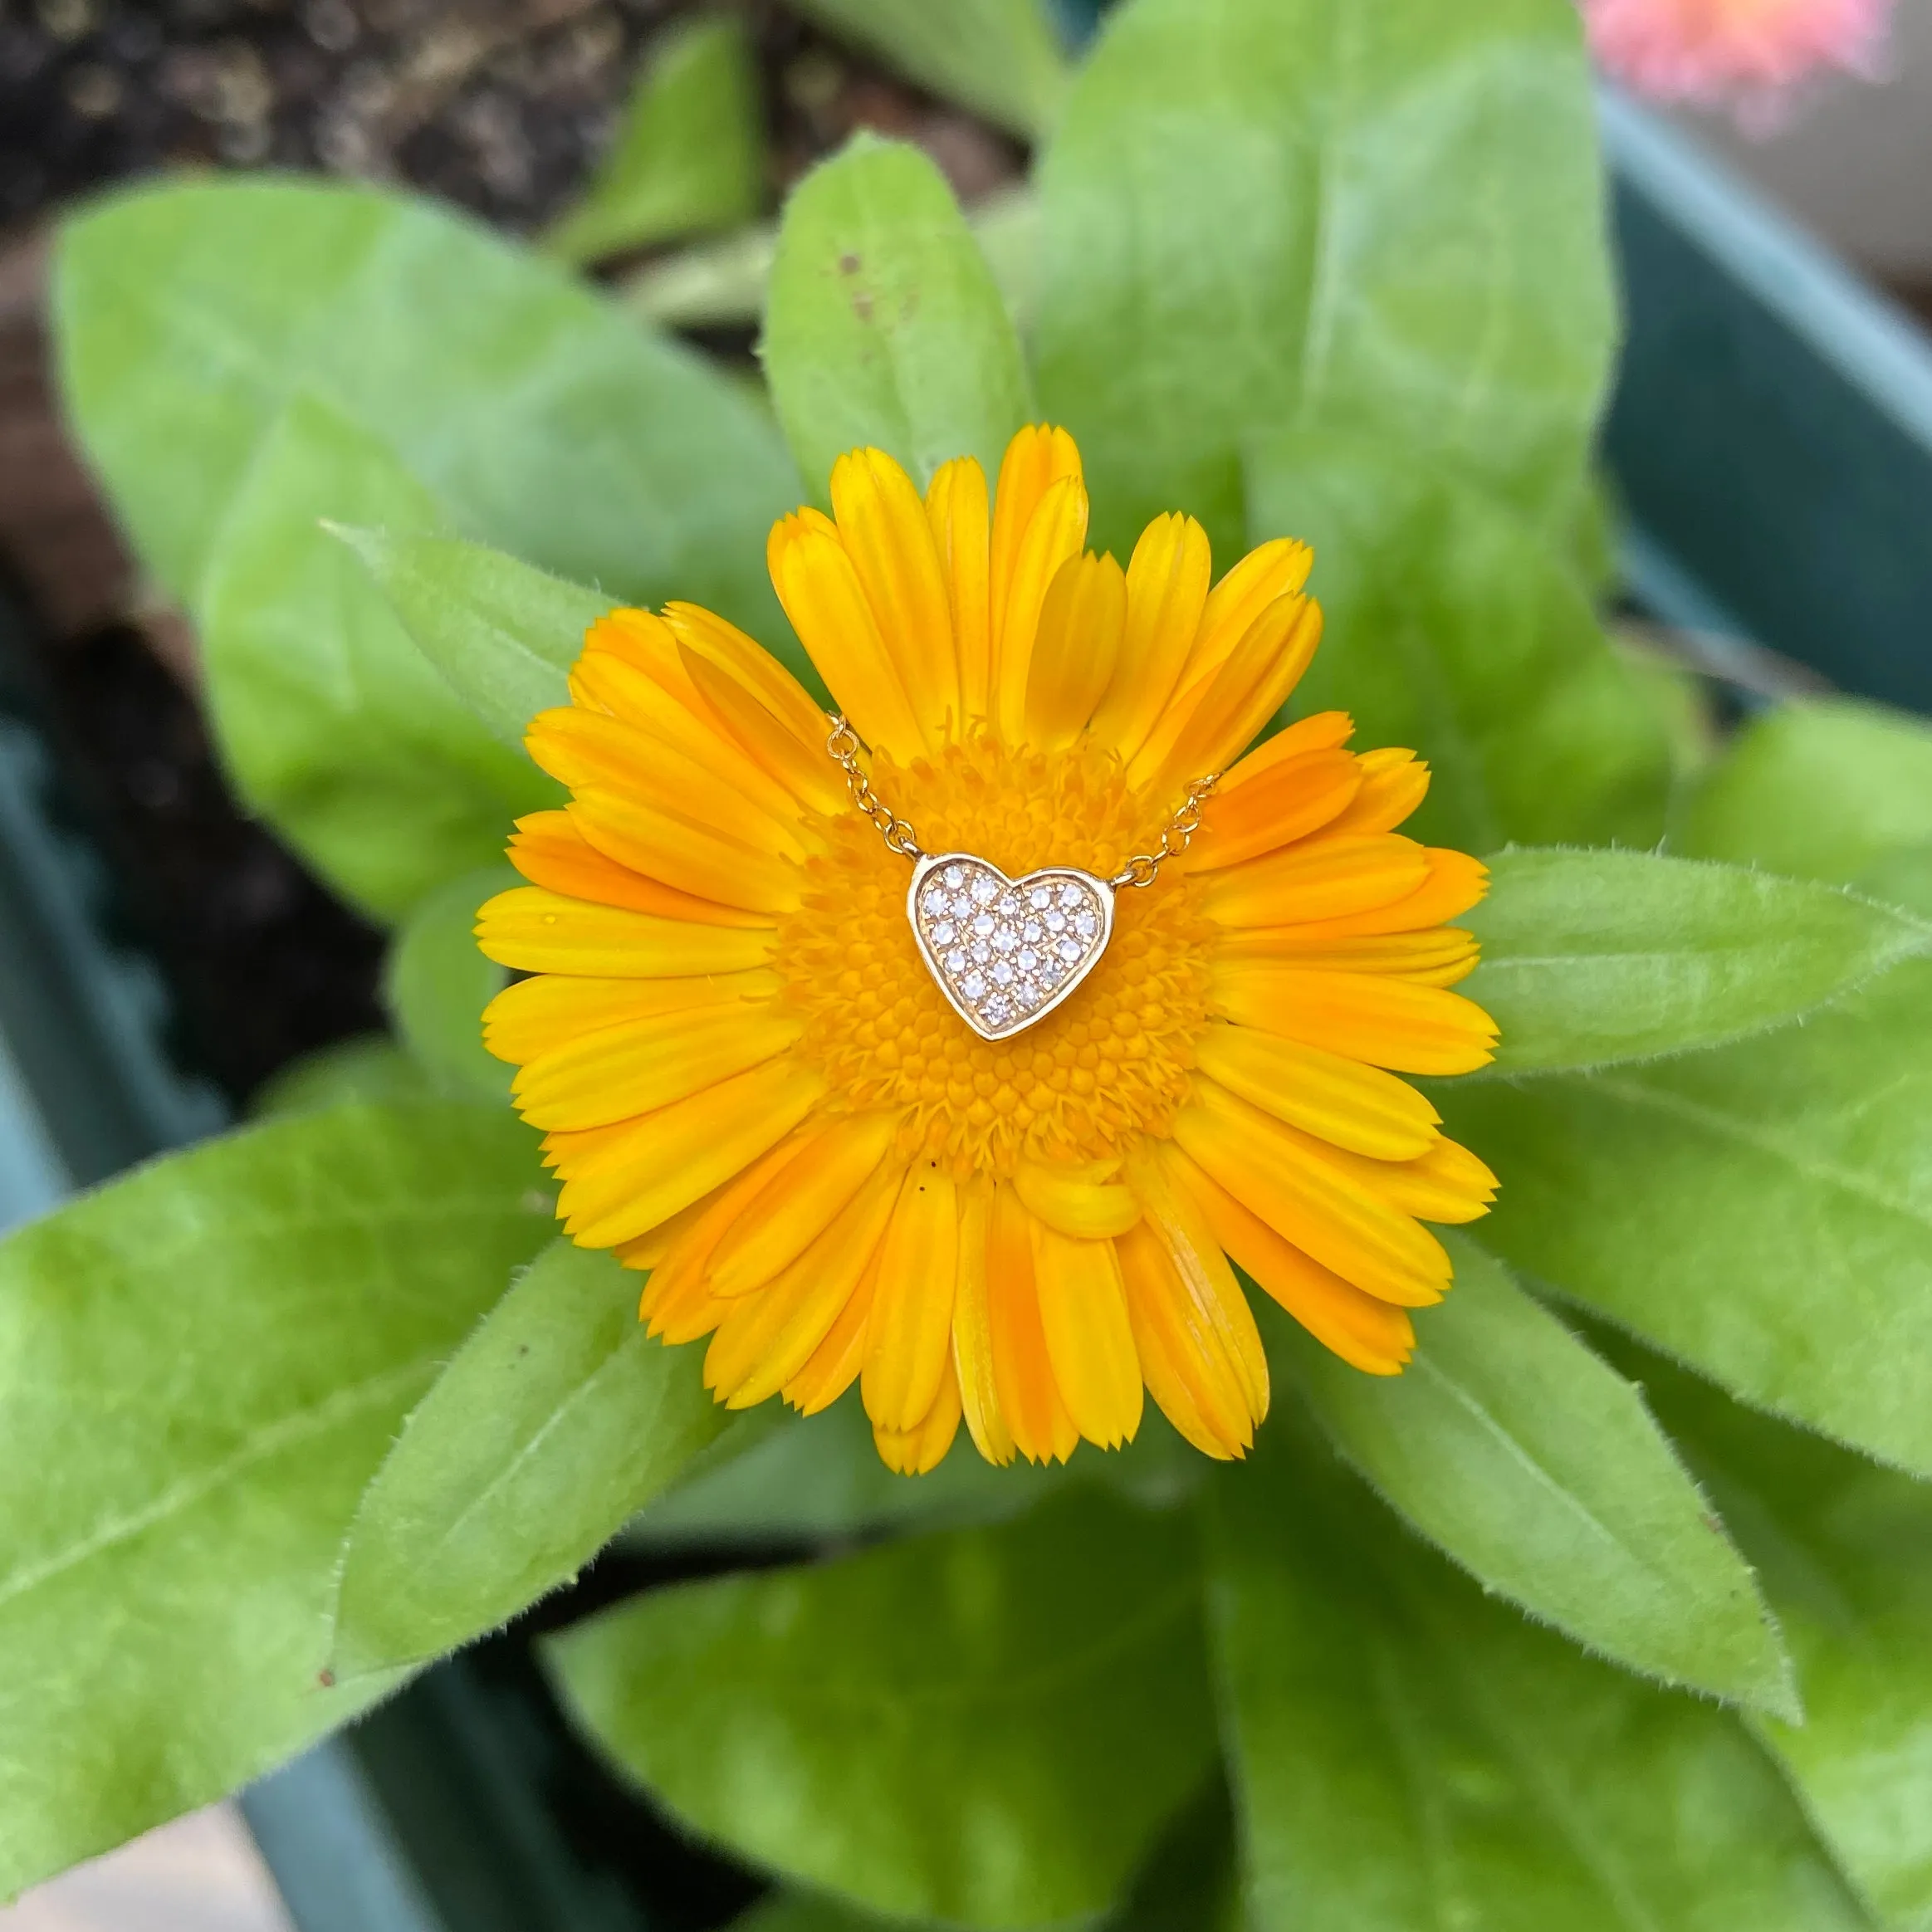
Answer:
[{"xmin": 908, "ymin": 854, "xmax": 1115, "ymax": 1040}]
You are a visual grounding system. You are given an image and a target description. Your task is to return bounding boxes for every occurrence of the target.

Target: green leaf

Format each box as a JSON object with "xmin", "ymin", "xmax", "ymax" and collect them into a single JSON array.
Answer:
[
  {"xmin": 0, "ymin": 1103, "xmax": 554, "ymax": 1897},
  {"xmin": 764, "ymin": 135, "xmax": 1032, "ymax": 501},
  {"xmin": 197, "ymin": 393, "xmax": 557, "ymax": 921},
  {"xmin": 734, "ymin": 1782, "xmax": 1239, "ymax": 1931},
  {"xmin": 545, "ymin": 15, "xmax": 764, "ymax": 267},
  {"xmin": 546, "ymin": 1489, "xmax": 1219, "ymax": 1927},
  {"xmin": 1033, "ymin": 0, "xmax": 1613, "ymax": 561},
  {"xmin": 1278, "ymin": 1238, "xmax": 1791, "ymax": 1713},
  {"xmin": 1448, "ymin": 953, "xmax": 1932, "ymax": 1479},
  {"xmin": 631, "ymin": 1392, "xmax": 1200, "ymax": 1549},
  {"xmin": 1205, "ymin": 1429, "xmax": 1871, "ymax": 1932},
  {"xmin": 1248, "ymin": 446, "xmax": 1672, "ymax": 851},
  {"xmin": 628, "ymin": 185, "xmax": 1041, "ymax": 340},
  {"xmin": 335, "ymin": 526, "xmax": 614, "ymax": 749},
  {"xmin": 729, "ymin": 1894, "xmax": 885, "ymax": 1932},
  {"xmin": 383, "ymin": 864, "xmax": 516, "ymax": 1101},
  {"xmin": 1612, "ymin": 1338, "xmax": 1932, "ymax": 1930},
  {"xmin": 731, "ymin": 1781, "xmax": 1240, "ymax": 1931},
  {"xmin": 789, "ymin": 0, "xmax": 1070, "ymax": 141},
  {"xmin": 249, "ymin": 1036, "xmax": 441, "ymax": 1118},
  {"xmin": 331, "ymin": 1240, "xmax": 735, "ymax": 1679},
  {"xmin": 55, "ymin": 176, "xmax": 798, "ymax": 638},
  {"xmin": 1466, "ymin": 849, "xmax": 1928, "ymax": 1076},
  {"xmin": 1682, "ymin": 697, "xmax": 1932, "ymax": 911},
  {"xmin": 632, "ymin": 1394, "xmax": 1060, "ymax": 1547}
]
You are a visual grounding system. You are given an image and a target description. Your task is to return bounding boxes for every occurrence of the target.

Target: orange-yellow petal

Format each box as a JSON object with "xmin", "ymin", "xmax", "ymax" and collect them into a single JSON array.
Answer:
[
  {"xmin": 1208, "ymin": 962, "xmax": 1499, "ymax": 1076},
  {"xmin": 927, "ymin": 456, "xmax": 993, "ymax": 724},
  {"xmin": 507, "ymin": 813, "xmax": 770, "ymax": 929},
  {"xmin": 702, "ymin": 1159, "xmax": 901, "ymax": 1406},
  {"xmin": 1123, "ymin": 1146, "xmax": 1269, "ymax": 1454},
  {"xmin": 637, "ymin": 1127, "xmax": 822, "ymax": 1340},
  {"xmin": 783, "ymin": 1240, "xmax": 881, "ymax": 1416},
  {"xmin": 831, "ymin": 448, "xmax": 961, "ymax": 741},
  {"xmin": 1354, "ymin": 1132, "xmax": 1499, "ymax": 1226},
  {"xmin": 1200, "ymin": 834, "xmax": 1431, "ymax": 931},
  {"xmin": 1030, "ymin": 1220, "xmax": 1142, "ymax": 1450},
  {"xmin": 1088, "ymin": 512, "xmax": 1213, "ymax": 762},
  {"xmin": 1186, "ymin": 536, "xmax": 1313, "ymax": 688},
  {"xmin": 862, "ymin": 1162, "xmax": 961, "ymax": 1432},
  {"xmin": 569, "ymin": 635, "xmax": 804, "ymax": 830},
  {"xmin": 1193, "ymin": 1022, "xmax": 1442, "ymax": 1162},
  {"xmin": 707, "ymin": 1110, "xmax": 899, "ymax": 1295},
  {"xmin": 1167, "ymin": 1146, "xmax": 1415, "ymax": 1375},
  {"xmin": 1214, "ymin": 927, "xmax": 1480, "ymax": 986},
  {"xmin": 663, "ymin": 601, "xmax": 837, "ymax": 761},
  {"xmin": 1129, "ymin": 594, "xmax": 1323, "ymax": 795},
  {"xmin": 769, "ymin": 509, "xmax": 926, "ymax": 761},
  {"xmin": 1272, "ymin": 849, "xmax": 1489, "ymax": 939},
  {"xmin": 1117, "ymin": 1221, "xmax": 1256, "ymax": 1460},
  {"xmin": 951, "ymin": 1179, "xmax": 1015, "ymax": 1465},
  {"xmin": 1024, "ymin": 550, "xmax": 1127, "ymax": 751},
  {"xmin": 1134, "ymin": 1156, "xmax": 1270, "ymax": 1426},
  {"xmin": 550, "ymin": 1056, "xmax": 828, "ymax": 1250},
  {"xmin": 990, "ymin": 475, "xmax": 1089, "ymax": 746},
  {"xmin": 989, "ymin": 424, "xmax": 1083, "ymax": 643},
  {"xmin": 1172, "ymin": 1078, "xmax": 1451, "ymax": 1308},
  {"xmin": 477, "ymin": 888, "xmax": 776, "ymax": 977},
  {"xmin": 528, "ymin": 705, "xmax": 807, "ymax": 863},
  {"xmin": 986, "ymin": 1181, "xmax": 1079, "ymax": 1465},
  {"xmin": 1220, "ymin": 710, "xmax": 1356, "ymax": 787},
  {"xmin": 873, "ymin": 1361, "xmax": 964, "ymax": 1475},
  {"xmin": 1187, "ymin": 748, "xmax": 1362, "ymax": 872},
  {"xmin": 1013, "ymin": 1158, "xmax": 1142, "ymax": 1239},
  {"xmin": 513, "ymin": 1004, "xmax": 803, "ymax": 1132},
  {"xmin": 1327, "ymin": 747, "xmax": 1430, "ymax": 836},
  {"xmin": 567, "ymin": 790, "xmax": 802, "ymax": 916},
  {"xmin": 677, "ymin": 645, "xmax": 850, "ymax": 817}
]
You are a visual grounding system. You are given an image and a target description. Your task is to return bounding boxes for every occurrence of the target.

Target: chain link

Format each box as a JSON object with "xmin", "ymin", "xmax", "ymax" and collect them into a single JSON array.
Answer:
[
  {"xmin": 823, "ymin": 714, "xmax": 1219, "ymax": 888},
  {"xmin": 1108, "ymin": 771, "xmax": 1221, "ymax": 888},
  {"xmin": 825, "ymin": 716, "xmax": 925, "ymax": 858}
]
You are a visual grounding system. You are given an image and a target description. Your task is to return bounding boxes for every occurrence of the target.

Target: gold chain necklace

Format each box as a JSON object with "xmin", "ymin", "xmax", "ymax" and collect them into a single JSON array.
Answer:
[{"xmin": 824, "ymin": 716, "xmax": 1220, "ymax": 1041}]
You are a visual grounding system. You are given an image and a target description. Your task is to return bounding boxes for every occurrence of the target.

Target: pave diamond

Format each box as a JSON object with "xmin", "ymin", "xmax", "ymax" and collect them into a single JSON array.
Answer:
[{"xmin": 909, "ymin": 854, "xmax": 1113, "ymax": 1040}]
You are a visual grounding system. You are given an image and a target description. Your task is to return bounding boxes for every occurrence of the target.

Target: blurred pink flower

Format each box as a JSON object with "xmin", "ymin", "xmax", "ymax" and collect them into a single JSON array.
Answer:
[{"xmin": 1581, "ymin": 0, "xmax": 1894, "ymax": 122}]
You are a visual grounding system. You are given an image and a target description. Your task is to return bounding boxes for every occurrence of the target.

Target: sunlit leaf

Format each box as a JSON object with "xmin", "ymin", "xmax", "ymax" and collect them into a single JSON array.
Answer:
[
  {"xmin": 1206, "ymin": 1427, "xmax": 1869, "ymax": 1932},
  {"xmin": 1279, "ymin": 1240, "xmax": 1790, "ymax": 1711},
  {"xmin": 1246, "ymin": 447, "xmax": 1671, "ymax": 852},
  {"xmin": 56, "ymin": 176, "xmax": 798, "ymax": 637},
  {"xmin": 334, "ymin": 526, "xmax": 611, "ymax": 751},
  {"xmin": 1682, "ymin": 697, "xmax": 1932, "ymax": 914},
  {"xmin": 547, "ymin": 1489, "xmax": 1218, "ymax": 1927},
  {"xmin": 1467, "ymin": 848, "xmax": 1928, "ymax": 1075},
  {"xmin": 631, "ymin": 1396, "xmax": 1198, "ymax": 1550},
  {"xmin": 1613, "ymin": 1337, "xmax": 1932, "ymax": 1930},
  {"xmin": 765, "ymin": 135, "xmax": 1032, "ymax": 501},
  {"xmin": 732, "ymin": 1782, "xmax": 1240, "ymax": 1930},
  {"xmin": 197, "ymin": 394, "xmax": 555, "ymax": 921},
  {"xmin": 332, "ymin": 1241, "xmax": 735, "ymax": 1678},
  {"xmin": 0, "ymin": 1103, "xmax": 554, "ymax": 1896},
  {"xmin": 383, "ymin": 865, "xmax": 516, "ymax": 1101},
  {"xmin": 1034, "ymin": 0, "xmax": 1612, "ymax": 560},
  {"xmin": 790, "ymin": 0, "xmax": 1069, "ymax": 141},
  {"xmin": 545, "ymin": 15, "xmax": 764, "ymax": 267},
  {"xmin": 1450, "ymin": 954, "xmax": 1932, "ymax": 1479},
  {"xmin": 249, "ymin": 1037, "xmax": 440, "ymax": 1118}
]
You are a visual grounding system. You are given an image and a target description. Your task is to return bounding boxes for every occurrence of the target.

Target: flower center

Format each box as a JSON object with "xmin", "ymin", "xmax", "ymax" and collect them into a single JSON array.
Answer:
[{"xmin": 776, "ymin": 736, "xmax": 1212, "ymax": 1176}]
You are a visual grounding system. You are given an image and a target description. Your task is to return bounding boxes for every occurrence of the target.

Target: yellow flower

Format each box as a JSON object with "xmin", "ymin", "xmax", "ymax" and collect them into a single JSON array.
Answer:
[{"xmin": 478, "ymin": 427, "xmax": 1499, "ymax": 1474}]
